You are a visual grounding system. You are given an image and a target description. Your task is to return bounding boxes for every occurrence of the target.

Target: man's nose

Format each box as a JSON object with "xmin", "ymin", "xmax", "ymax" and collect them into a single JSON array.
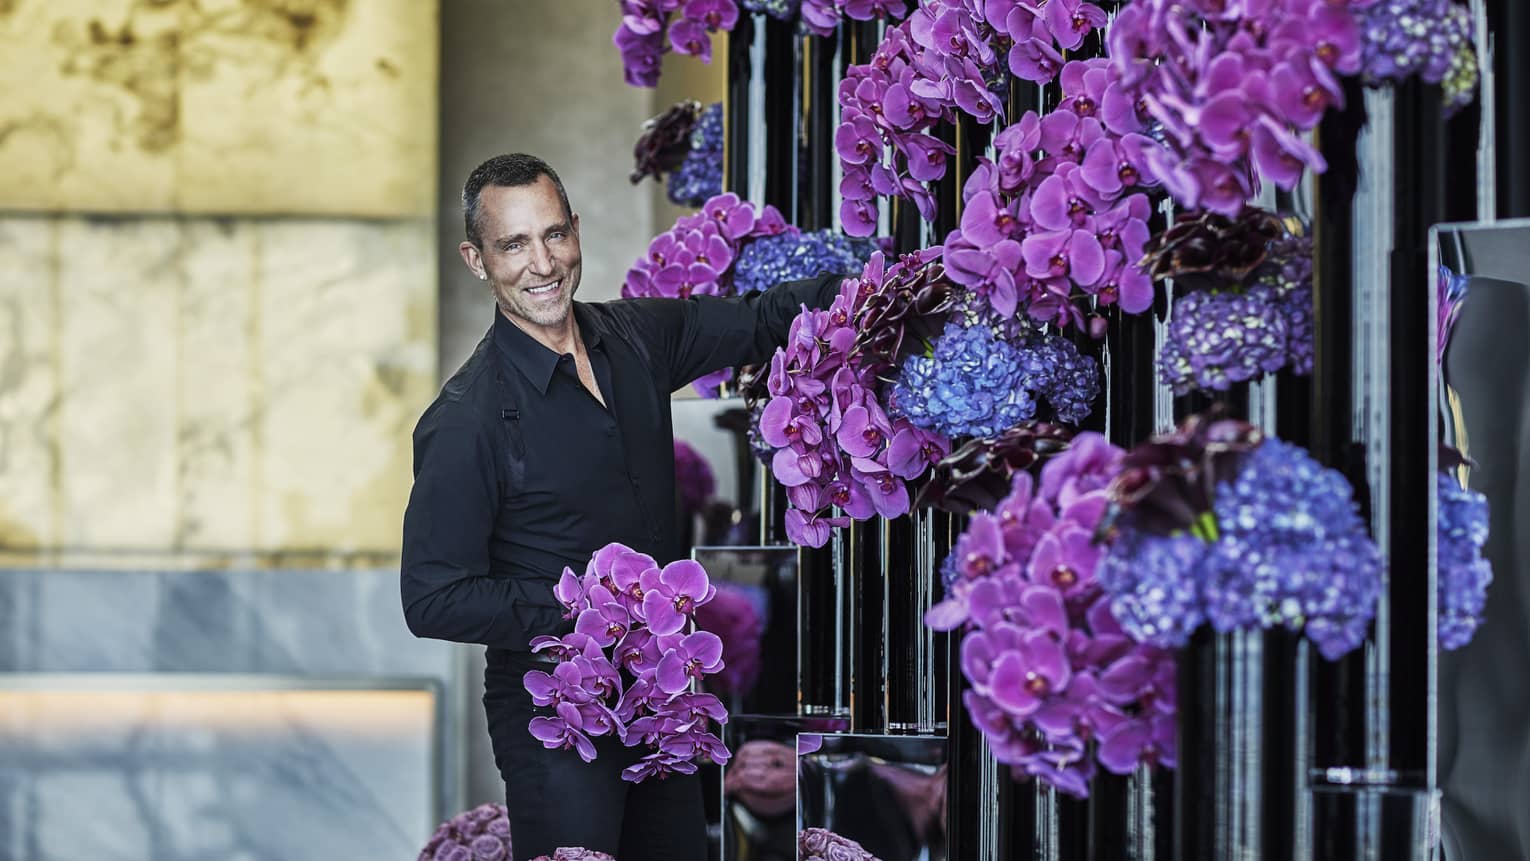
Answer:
[{"xmin": 528, "ymin": 241, "xmax": 556, "ymax": 276}]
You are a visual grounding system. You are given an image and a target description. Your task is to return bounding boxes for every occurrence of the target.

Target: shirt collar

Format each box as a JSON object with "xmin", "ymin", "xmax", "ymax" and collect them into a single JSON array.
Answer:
[{"xmin": 491, "ymin": 303, "xmax": 603, "ymax": 395}]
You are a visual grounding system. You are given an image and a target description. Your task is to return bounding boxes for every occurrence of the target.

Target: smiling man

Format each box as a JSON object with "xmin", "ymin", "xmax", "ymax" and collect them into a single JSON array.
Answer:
[{"xmin": 400, "ymin": 153, "xmax": 842, "ymax": 860}]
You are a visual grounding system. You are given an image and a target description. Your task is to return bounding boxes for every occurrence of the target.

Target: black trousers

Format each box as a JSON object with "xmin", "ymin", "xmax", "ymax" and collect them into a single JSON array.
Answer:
[{"xmin": 485, "ymin": 652, "xmax": 708, "ymax": 861}]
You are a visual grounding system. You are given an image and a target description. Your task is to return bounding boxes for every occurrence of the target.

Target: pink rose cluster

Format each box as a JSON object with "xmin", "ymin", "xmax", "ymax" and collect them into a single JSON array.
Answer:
[
  {"xmin": 615, "ymin": 0, "xmax": 740, "ymax": 87},
  {"xmin": 523, "ymin": 543, "xmax": 732, "ymax": 782},
  {"xmin": 941, "ymin": 60, "xmax": 1159, "ymax": 329},
  {"xmin": 927, "ymin": 433, "xmax": 1177, "ymax": 798},
  {"xmin": 835, "ymin": 0, "xmax": 1107, "ymax": 235},
  {"xmin": 757, "ymin": 251, "xmax": 950, "ymax": 547},
  {"xmin": 1107, "ymin": 0, "xmax": 1373, "ymax": 214}
]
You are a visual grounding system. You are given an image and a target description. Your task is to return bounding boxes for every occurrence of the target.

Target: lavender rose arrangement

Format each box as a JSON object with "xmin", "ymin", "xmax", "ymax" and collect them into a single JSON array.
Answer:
[
  {"xmin": 927, "ymin": 434, "xmax": 1177, "ymax": 798},
  {"xmin": 523, "ymin": 543, "xmax": 732, "ymax": 782},
  {"xmin": 528, "ymin": 850, "xmax": 617, "ymax": 861},
  {"xmin": 798, "ymin": 827, "xmax": 881, "ymax": 861},
  {"xmin": 418, "ymin": 803, "xmax": 514, "ymax": 861}
]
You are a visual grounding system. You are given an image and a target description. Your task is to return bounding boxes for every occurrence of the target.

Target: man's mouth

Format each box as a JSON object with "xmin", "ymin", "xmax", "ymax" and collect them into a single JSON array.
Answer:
[{"xmin": 526, "ymin": 280, "xmax": 561, "ymax": 297}]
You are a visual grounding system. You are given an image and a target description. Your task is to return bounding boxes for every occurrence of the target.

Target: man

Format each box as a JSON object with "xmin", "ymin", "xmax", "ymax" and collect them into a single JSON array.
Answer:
[{"xmin": 401, "ymin": 153, "xmax": 842, "ymax": 860}]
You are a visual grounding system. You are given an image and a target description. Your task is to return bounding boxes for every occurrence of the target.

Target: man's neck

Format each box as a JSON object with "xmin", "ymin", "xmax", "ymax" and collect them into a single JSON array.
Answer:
[{"xmin": 501, "ymin": 305, "xmax": 580, "ymax": 356}]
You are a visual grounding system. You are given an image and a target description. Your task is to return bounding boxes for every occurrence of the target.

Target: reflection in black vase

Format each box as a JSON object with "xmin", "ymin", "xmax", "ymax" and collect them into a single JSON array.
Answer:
[
  {"xmin": 1439, "ymin": 269, "xmax": 1530, "ymax": 860},
  {"xmin": 799, "ymin": 738, "xmax": 948, "ymax": 861}
]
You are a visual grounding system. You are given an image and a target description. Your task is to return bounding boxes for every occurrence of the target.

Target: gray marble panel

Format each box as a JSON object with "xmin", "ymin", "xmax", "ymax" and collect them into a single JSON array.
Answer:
[
  {"xmin": 0, "ymin": 568, "xmax": 454, "ymax": 677},
  {"xmin": 0, "ymin": 681, "xmax": 437, "ymax": 861},
  {"xmin": 0, "ymin": 568, "xmax": 466, "ymax": 860}
]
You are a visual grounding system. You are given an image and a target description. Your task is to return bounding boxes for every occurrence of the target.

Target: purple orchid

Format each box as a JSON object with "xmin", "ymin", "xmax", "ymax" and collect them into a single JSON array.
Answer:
[
  {"xmin": 656, "ymin": 630, "xmax": 726, "ymax": 693},
  {"xmin": 529, "ymin": 703, "xmax": 599, "ymax": 763},
  {"xmin": 639, "ymin": 559, "xmax": 717, "ymax": 636}
]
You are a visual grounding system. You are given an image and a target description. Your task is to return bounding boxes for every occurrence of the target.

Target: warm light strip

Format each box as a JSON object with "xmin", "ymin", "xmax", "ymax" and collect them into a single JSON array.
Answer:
[{"xmin": 0, "ymin": 690, "xmax": 435, "ymax": 735}]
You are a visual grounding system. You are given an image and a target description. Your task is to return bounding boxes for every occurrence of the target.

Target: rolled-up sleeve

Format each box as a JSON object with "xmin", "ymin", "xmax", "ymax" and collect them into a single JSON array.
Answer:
[
  {"xmin": 399, "ymin": 407, "xmax": 564, "ymax": 649},
  {"xmin": 625, "ymin": 273, "xmax": 846, "ymax": 391}
]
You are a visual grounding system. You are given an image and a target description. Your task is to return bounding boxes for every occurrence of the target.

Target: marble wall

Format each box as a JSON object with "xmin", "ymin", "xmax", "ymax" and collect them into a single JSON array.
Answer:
[{"xmin": 0, "ymin": 566, "xmax": 460, "ymax": 861}]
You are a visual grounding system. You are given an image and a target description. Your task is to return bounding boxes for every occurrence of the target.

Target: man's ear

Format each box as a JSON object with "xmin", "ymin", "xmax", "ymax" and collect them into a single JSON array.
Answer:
[
  {"xmin": 459, "ymin": 242, "xmax": 487, "ymax": 281},
  {"xmin": 572, "ymin": 212, "xmax": 581, "ymax": 237}
]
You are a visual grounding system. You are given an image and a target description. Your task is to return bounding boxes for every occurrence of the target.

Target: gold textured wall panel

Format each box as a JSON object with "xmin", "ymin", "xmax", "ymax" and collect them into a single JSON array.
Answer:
[{"xmin": 0, "ymin": 0, "xmax": 437, "ymax": 217}]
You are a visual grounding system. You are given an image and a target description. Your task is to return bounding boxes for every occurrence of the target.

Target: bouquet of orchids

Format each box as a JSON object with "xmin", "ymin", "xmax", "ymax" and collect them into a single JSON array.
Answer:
[{"xmin": 523, "ymin": 543, "xmax": 732, "ymax": 782}]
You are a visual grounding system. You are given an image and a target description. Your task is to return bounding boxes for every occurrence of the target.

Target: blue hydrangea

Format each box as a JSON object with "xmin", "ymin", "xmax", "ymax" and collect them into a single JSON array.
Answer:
[
  {"xmin": 1017, "ymin": 333, "xmax": 1101, "ymax": 425},
  {"xmin": 1097, "ymin": 526, "xmax": 1207, "ymax": 649},
  {"xmin": 1211, "ymin": 439, "xmax": 1383, "ymax": 660},
  {"xmin": 732, "ymin": 229, "xmax": 878, "ymax": 295},
  {"xmin": 892, "ymin": 322, "xmax": 1040, "ymax": 438},
  {"xmin": 1099, "ymin": 439, "xmax": 1383, "ymax": 661},
  {"xmin": 667, "ymin": 103, "xmax": 724, "ymax": 207},
  {"xmin": 1437, "ymin": 471, "xmax": 1492, "ymax": 650}
]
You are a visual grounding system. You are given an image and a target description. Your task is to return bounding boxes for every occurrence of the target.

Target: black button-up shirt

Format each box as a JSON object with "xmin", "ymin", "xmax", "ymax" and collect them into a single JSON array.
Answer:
[{"xmin": 400, "ymin": 275, "xmax": 841, "ymax": 665}]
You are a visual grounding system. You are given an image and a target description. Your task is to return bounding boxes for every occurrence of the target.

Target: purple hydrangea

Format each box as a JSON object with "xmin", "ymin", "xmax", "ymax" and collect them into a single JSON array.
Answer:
[
  {"xmin": 1158, "ymin": 286, "xmax": 1290, "ymax": 395},
  {"xmin": 891, "ymin": 321, "xmax": 1040, "ymax": 438},
  {"xmin": 1257, "ymin": 234, "xmax": 1316, "ymax": 377},
  {"xmin": 1437, "ymin": 471, "xmax": 1492, "ymax": 650},
  {"xmin": 1096, "ymin": 527, "xmax": 1208, "ymax": 649},
  {"xmin": 1358, "ymin": 0, "xmax": 1478, "ymax": 114},
  {"xmin": 732, "ymin": 229, "xmax": 878, "ymax": 295},
  {"xmin": 1100, "ymin": 436, "xmax": 1384, "ymax": 661},
  {"xmin": 891, "ymin": 321, "xmax": 1101, "ymax": 436},
  {"xmin": 668, "ymin": 102, "xmax": 724, "ymax": 206}
]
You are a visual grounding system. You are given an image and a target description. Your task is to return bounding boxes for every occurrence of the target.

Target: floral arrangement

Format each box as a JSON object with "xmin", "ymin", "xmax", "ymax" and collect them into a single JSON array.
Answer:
[
  {"xmin": 1437, "ymin": 456, "xmax": 1491, "ymax": 650},
  {"xmin": 673, "ymin": 439, "xmax": 716, "ymax": 516},
  {"xmin": 834, "ymin": 0, "xmax": 1109, "ymax": 236},
  {"xmin": 528, "ymin": 851, "xmax": 617, "ymax": 861},
  {"xmin": 615, "ymin": 0, "xmax": 911, "ymax": 88},
  {"xmin": 757, "ymin": 250, "xmax": 954, "ymax": 546},
  {"xmin": 693, "ymin": 582, "xmax": 766, "ymax": 695},
  {"xmin": 1357, "ymin": 0, "xmax": 1478, "ymax": 114},
  {"xmin": 927, "ymin": 434, "xmax": 1177, "ymax": 797},
  {"xmin": 1097, "ymin": 416, "xmax": 1384, "ymax": 661},
  {"xmin": 890, "ymin": 317, "xmax": 1101, "ymax": 434},
  {"xmin": 799, "ymin": 827, "xmax": 881, "ymax": 860},
  {"xmin": 1146, "ymin": 208, "xmax": 1315, "ymax": 395},
  {"xmin": 418, "ymin": 803, "xmax": 513, "ymax": 861},
  {"xmin": 624, "ymin": 193, "xmax": 876, "ymax": 397},
  {"xmin": 630, "ymin": 101, "xmax": 724, "ymax": 208},
  {"xmin": 524, "ymin": 543, "xmax": 732, "ymax": 782},
  {"xmin": 914, "ymin": 421, "xmax": 1073, "ymax": 513},
  {"xmin": 614, "ymin": 0, "xmax": 739, "ymax": 86}
]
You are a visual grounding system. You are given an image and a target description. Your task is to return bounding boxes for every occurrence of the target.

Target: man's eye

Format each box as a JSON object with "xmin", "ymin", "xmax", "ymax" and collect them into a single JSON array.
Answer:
[
  {"xmin": 548, "ymin": 232, "xmax": 566, "ymax": 241},
  {"xmin": 504, "ymin": 243, "xmax": 522, "ymax": 253}
]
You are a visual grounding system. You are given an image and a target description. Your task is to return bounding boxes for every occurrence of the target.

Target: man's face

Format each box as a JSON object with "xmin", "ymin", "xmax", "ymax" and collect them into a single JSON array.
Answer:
[{"xmin": 467, "ymin": 177, "xmax": 582, "ymax": 331}]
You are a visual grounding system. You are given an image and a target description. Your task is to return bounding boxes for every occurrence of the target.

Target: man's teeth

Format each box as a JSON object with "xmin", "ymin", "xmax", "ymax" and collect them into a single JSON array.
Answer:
[{"xmin": 528, "ymin": 281, "xmax": 559, "ymax": 295}]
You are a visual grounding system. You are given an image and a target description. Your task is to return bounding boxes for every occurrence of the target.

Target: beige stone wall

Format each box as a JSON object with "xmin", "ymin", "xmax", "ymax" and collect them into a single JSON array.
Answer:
[{"xmin": 0, "ymin": 1, "xmax": 440, "ymax": 568}]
